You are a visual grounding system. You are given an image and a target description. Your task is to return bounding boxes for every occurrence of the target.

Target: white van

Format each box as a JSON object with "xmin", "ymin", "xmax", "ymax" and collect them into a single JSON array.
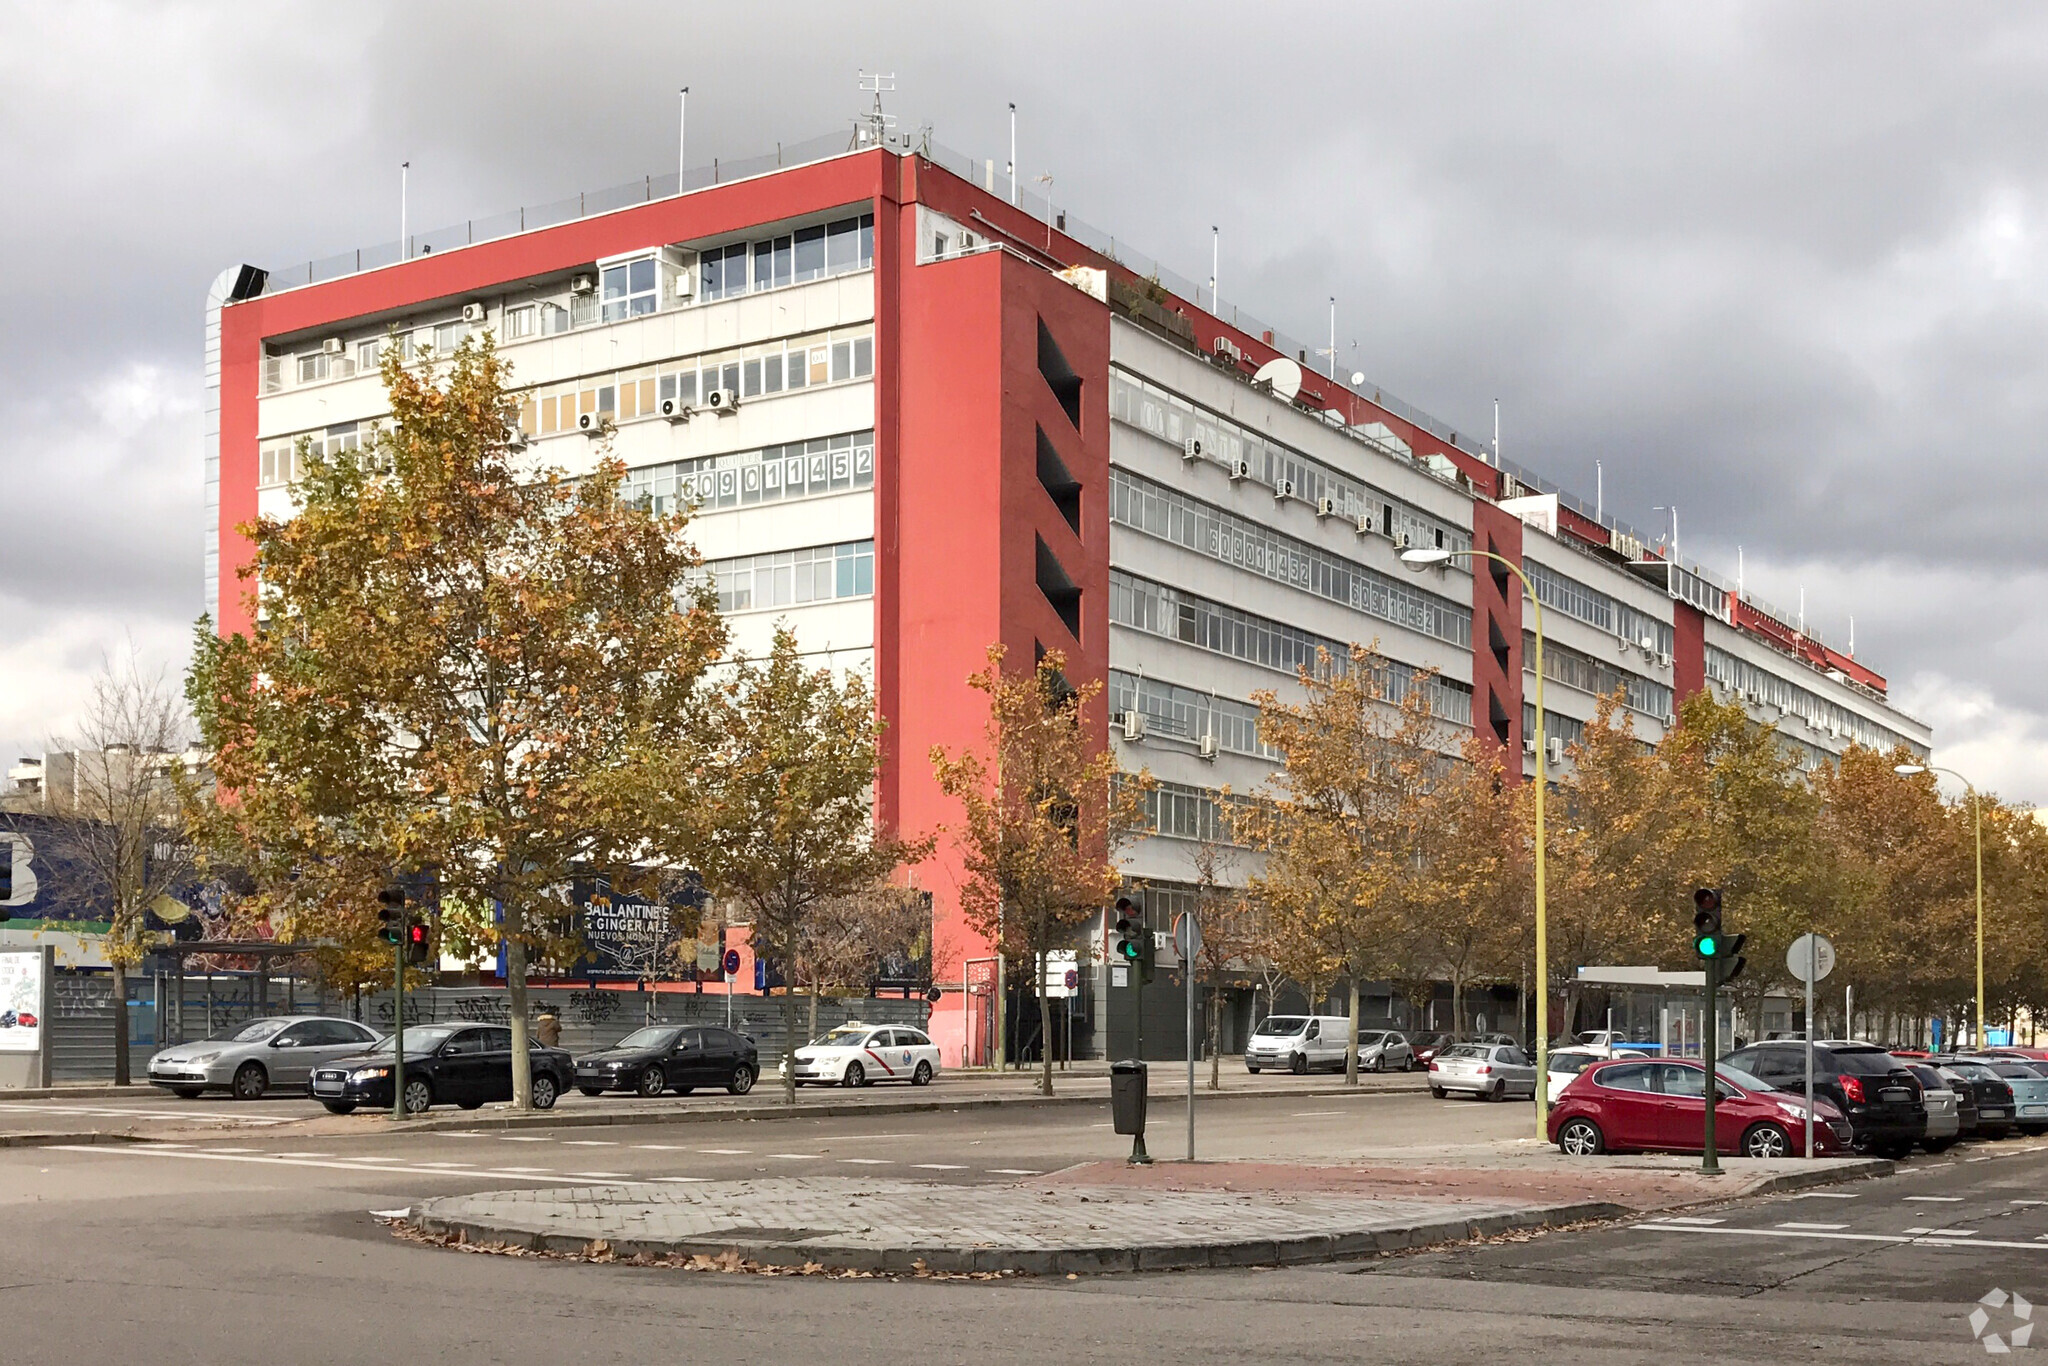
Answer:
[{"xmin": 1244, "ymin": 1015, "xmax": 1354, "ymax": 1074}]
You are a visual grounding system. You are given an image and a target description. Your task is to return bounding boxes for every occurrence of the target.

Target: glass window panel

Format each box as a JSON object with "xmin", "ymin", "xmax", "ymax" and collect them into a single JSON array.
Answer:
[
  {"xmin": 629, "ymin": 258, "xmax": 655, "ymax": 294},
  {"xmin": 795, "ymin": 225, "xmax": 826, "ymax": 280},
  {"xmin": 598, "ymin": 385, "xmax": 615, "ymax": 414},
  {"xmin": 742, "ymin": 359, "xmax": 761, "ymax": 396},
  {"xmin": 859, "ymin": 214, "xmax": 874, "ymax": 266},
  {"xmin": 773, "ymin": 235, "xmax": 792, "ymax": 287},
  {"xmin": 602, "ymin": 264, "xmax": 629, "ymax": 300},
  {"xmin": 853, "ymin": 336, "xmax": 873, "ymax": 377},
  {"xmin": 831, "ymin": 342, "xmax": 851, "ymax": 381},
  {"xmin": 752, "ymin": 240, "xmax": 774, "ymax": 291},
  {"xmin": 810, "ymin": 348, "xmax": 828, "ymax": 384},
  {"xmin": 826, "ymin": 218, "xmax": 855, "ymax": 271},
  {"xmin": 722, "ymin": 363, "xmax": 740, "ymax": 395},
  {"xmin": 786, "ymin": 347, "xmax": 807, "ymax": 388},
  {"xmin": 764, "ymin": 354, "xmax": 782, "ymax": 392}
]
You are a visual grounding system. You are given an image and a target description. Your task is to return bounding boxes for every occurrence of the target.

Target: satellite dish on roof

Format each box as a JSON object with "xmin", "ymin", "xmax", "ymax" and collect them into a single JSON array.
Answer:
[
  {"xmin": 1349, "ymin": 371, "xmax": 1367, "ymax": 387},
  {"xmin": 1250, "ymin": 356, "xmax": 1302, "ymax": 400}
]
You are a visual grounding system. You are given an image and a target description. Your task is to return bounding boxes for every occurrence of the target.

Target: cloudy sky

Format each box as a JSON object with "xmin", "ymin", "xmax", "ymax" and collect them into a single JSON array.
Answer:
[{"xmin": 3, "ymin": 2, "xmax": 2043, "ymax": 800}]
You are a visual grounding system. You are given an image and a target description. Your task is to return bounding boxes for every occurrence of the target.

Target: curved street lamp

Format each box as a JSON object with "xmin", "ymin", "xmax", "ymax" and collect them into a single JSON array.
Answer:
[
  {"xmin": 1894, "ymin": 762, "xmax": 1986, "ymax": 1051},
  {"xmin": 1402, "ymin": 544, "xmax": 1550, "ymax": 1141}
]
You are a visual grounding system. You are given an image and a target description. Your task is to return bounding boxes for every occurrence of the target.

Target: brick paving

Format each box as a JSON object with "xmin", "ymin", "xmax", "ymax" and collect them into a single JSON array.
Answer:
[{"xmin": 405, "ymin": 1175, "xmax": 1612, "ymax": 1273}]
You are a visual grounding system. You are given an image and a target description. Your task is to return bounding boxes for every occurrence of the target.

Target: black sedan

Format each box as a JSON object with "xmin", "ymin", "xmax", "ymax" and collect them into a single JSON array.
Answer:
[
  {"xmin": 574, "ymin": 1025, "xmax": 758, "ymax": 1097},
  {"xmin": 310, "ymin": 1024, "xmax": 574, "ymax": 1114},
  {"xmin": 1932, "ymin": 1057, "xmax": 2018, "ymax": 1139}
]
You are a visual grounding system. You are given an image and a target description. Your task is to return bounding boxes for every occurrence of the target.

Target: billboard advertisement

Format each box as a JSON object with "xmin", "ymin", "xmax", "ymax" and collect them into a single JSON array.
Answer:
[{"xmin": 0, "ymin": 949, "xmax": 45, "ymax": 1053}]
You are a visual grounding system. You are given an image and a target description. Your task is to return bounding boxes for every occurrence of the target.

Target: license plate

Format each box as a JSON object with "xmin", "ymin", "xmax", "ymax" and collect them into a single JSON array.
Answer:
[
  {"xmin": 1879, "ymin": 1089, "xmax": 1911, "ymax": 1103},
  {"xmin": 1984, "ymin": 1108, "xmax": 2008, "ymax": 1117},
  {"xmin": 2023, "ymin": 1105, "xmax": 2048, "ymax": 1116}
]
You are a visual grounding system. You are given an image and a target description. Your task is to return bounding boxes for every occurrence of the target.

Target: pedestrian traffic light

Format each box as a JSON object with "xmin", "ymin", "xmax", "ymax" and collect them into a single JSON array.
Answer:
[
  {"xmin": 405, "ymin": 919, "xmax": 431, "ymax": 968},
  {"xmin": 1720, "ymin": 932, "xmax": 1748, "ymax": 986},
  {"xmin": 1692, "ymin": 887, "xmax": 1724, "ymax": 958},
  {"xmin": 377, "ymin": 885, "xmax": 406, "ymax": 943}
]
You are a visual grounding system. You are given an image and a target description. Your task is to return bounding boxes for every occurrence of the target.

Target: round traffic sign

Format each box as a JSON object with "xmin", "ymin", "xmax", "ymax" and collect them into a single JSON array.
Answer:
[
  {"xmin": 1063, "ymin": 968, "xmax": 1079, "ymax": 991},
  {"xmin": 722, "ymin": 948, "xmax": 742, "ymax": 975},
  {"xmin": 1786, "ymin": 933, "xmax": 1835, "ymax": 984}
]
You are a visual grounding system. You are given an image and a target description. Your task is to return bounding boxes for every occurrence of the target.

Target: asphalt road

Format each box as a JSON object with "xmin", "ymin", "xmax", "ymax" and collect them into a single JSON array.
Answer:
[{"xmin": 3, "ymin": 1096, "xmax": 2043, "ymax": 1364}]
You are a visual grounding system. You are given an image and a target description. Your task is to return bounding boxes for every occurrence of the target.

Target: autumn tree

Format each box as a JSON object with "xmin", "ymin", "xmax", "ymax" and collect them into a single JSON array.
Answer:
[
  {"xmin": 186, "ymin": 336, "xmax": 726, "ymax": 1110},
  {"xmin": 1182, "ymin": 832, "xmax": 1264, "ymax": 1089},
  {"xmin": 1237, "ymin": 645, "xmax": 1447, "ymax": 1085},
  {"xmin": 794, "ymin": 877, "xmax": 933, "ymax": 1044},
  {"xmin": 931, "ymin": 645, "xmax": 1148, "ymax": 1098},
  {"xmin": 690, "ymin": 625, "xmax": 926, "ymax": 1104},
  {"xmin": 14, "ymin": 658, "xmax": 196, "ymax": 1084}
]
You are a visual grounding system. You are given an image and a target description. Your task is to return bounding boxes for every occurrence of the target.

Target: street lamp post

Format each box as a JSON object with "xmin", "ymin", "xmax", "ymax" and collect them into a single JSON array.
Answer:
[
  {"xmin": 1403, "ymin": 545, "xmax": 1550, "ymax": 1142},
  {"xmin": 1894, "ymin": 762, "xmax": 1985, "ymax": 1051}
]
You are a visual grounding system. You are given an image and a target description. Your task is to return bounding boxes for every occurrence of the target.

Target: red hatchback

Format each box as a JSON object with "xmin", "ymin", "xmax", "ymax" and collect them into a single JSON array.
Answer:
[{"xmin": 1550, "ymin": 1058, "xmax": 1853, "ymax": 1159}]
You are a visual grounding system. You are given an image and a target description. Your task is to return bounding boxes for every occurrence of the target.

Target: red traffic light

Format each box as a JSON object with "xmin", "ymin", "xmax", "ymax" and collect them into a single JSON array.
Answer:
[{"xmin": 406, "ymin": 922, "xmax": 428, "ymax": 947}]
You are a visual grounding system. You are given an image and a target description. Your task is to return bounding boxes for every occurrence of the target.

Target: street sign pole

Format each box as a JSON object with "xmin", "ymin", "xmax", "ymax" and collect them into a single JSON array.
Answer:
[
  {"xmin": 392, "ymin": 925, "xmax": 406, "ymax": 1122},
  {"xmin": 1175, "ymin": 911, "xmax": 1202, "ymax": 1162},
  {"xmin": 1805, "ymin": 950, "xmax": 1815, "ymax": 1157},
  {"xmin": 1701, "ymin": 951, "xmax": 1719, "ymax": 1174},
  {"xmin": 1787, "ymin": 934, "xmax": 1834, "ymax": 1158}
]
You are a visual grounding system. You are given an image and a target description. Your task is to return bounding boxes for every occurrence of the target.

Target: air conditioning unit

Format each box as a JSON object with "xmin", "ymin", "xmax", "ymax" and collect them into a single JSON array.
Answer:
[
  {"xmin": 1273, "ymin": 479, "xmax": 1294, "ymax": 501},
  {"xmin": 1213, "ymin": 336, "xmax": 1242, "ymax": 364},
  {"xmin": 1354, "ymin": 514, "xmax": 1374, "ymax": 536},
  {"xmin": 570, "ymin": 273, "xmax": 596, "ymax": 295},
  {"xmin": 705, "ymin": 389, "xmax": 739, "ymax": 415},
  {"xmin": 1316, "ymin": 496, "xmax": 1338, "ymax": 517},
  {"xmin": 577, "ymin": 411, "xmax": 605, "ymax": 435},
  {"xmin": 1657, "ymin": 652, "xmax": 1672, "ymax": 669},
  {"xmin": 1522, "ymin": 735, "xmax": 1537, "ymax": 755},
  {"xmin": 1546, "ymin": 736, "xmax": 1566, "ymax": 766},
  {"xmin": 660, "ymin": 397, "xmax": 690, "ymax": 423},
  {"xmin": 1182, "ymin": 436, "xmax": 1203, "ymax": 461},
  {"xmin": 461, "ymin": 302, "xmax": 487, "ymax": 325},
  {"xmin": 1120, "ymin": 710, "xmax": 1147, "ymax": 742},
  {"xmin": 1229, "ymin": 459, "xmax": 1251, "ymax": 481},
  {"xmin": 673, "ymin": 271, "xmax": 694, "ymax": 301},
  {"xmin": 504, "ymin": 424, "xmax": 530, "ymax": 450},
  {"xmin": 321, "ymin": 337, "xmax": 343, "ymax": 356}
]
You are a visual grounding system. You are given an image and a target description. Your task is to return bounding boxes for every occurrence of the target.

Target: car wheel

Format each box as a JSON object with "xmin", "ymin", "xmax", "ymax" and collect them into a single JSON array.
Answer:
[
  {"xmin": 458, "ymin": 1099, "xmax": 484, "ymax": 1110},
  {"xmin": 1290, "ymin": 1053, "xmax": 1308, "ymax": 1075},
  {"xmin": 673, "ymin": 1085, "xmax": 695, "ymax": 1096},
  {"xmin": 1741, "ymin": 1122, "xmax": 1792, "ymax": 1159},
  {"xmin": 1489, "ymin": 1079, "xmax": 1506, "ymax": 1102},
  {"xmin": 1370, "ymin": 1053, "xmax": 1385, "ymax": 1073},
  {"xmin": 171, "ymin": 1087, "xmax": 204, "ymax": 1100},
  {"xmin": 912, "ymin": 1061, "xmax": 933, "ymax": 1087},
  {"xmin": 843, "ymin": 1061, "xmax": 867, "ymax": 1089},
  {"xmin": 401, "ymin": 1078, "xmax": 433, "ymax": 1115},
  {"xmin": 231, "ymin": 1062, "xmax": 268, "ymax": 1101},
  {"xmin": 1558, "ymin": 1118, "xmax": 1605, "ymax": 1156},
  {"xmin": 321, "ymin": 1101, "xmax": 357, "ymax": 1115},
  {"xmin": 1246, "ymin": 1065, "xmax": 1260, "ymax": 1074},
  {"xmin": 531, "ymin": 1073, "xmax": 559, "ymax": 1111},
  {"xmin": 1430, "ymin": 1086, "xmax": 1446, "ymax": 1099},
  {"xmin": 1875, "ymin": 1141, "xmax": 1913, "ymax": 1161},
  {"xmin": 1922, "ymin": 1137, "xmax": 1957, "ymax": 1153},
  {"xmin": 2021, "ymin": 1124, "xmax": 2048, "ymax": 1137},
  {"xmin": 577, "ymin": 1087, "xmax": 606, "ymax": 1098},
  {"xmin": 636, "ymin": 1067, "xmax": 667, "ymax": 1098},
  {"xmin": 728, "ymin": 1063, "xmax": 755, "ymax": 1096}
]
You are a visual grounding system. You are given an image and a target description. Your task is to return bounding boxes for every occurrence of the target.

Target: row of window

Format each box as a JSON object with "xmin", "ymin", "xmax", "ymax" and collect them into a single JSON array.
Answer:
[
  {"xmin": 699, "ymin": 213, "xmax": 875, "ymax": 301},
  {"xmin": 1109, "ymin": 368, "xmax": 1472, "ymax": 561},
  {"xmin": 1704, "ymin": 645, "xmax": 1921, "ymax": 754},
  {"xmin": 1110, "ymin": 570, "xmax": 1474, "ymax": 726},
  {"xmin": 705, "ymin": 540, "xmax": 874, "ymax": 614},
  {"xmin": 1135, "ymin": 778, "xmax": 1245, "ymax": 845},
  {"xmin": 517, "ymin": 330, "xmax": 874, "ymax": 437},
  {"xmin": 1529, "ymin": 633, "xmax": 1673, "ymax": 719},
  {"xmin": 267, "ymin": 322, "xmax": 480, "ymax": 392},
  {"xmin": 1109, "ymin": 468, "xmax": 1472, "ymax": 650},
  {"xmin": 1523, "ymin": 703, "xmax": 1588, "ymax": 753},
  {"xmin": 1107, "ymin": 669, "xmax": 1277, "ymax": 760},
  {"xmin": 623, "ymin": 431, "xmax": 875, "ymax": 515},
  {"xmin": 1524, "ymin": 558, "xmax": 1673, "ymax": 657},
  {"xmin": 259, "ymin": 421, "xmax": 373, "ymax": 488}
]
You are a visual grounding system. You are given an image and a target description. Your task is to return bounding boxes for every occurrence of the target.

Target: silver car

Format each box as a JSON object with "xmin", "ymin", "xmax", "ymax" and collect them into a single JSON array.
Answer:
[
  {"xmin": 1905, "ymin": 1063, "xmax": 1960, "ymax": 1152},
  {"xmin": 1429, "ymin": 1042, "xmax": 1538, "ymax": 1101},
  {"xmin": 147, "ymin": 1016, "xmax": 382, "ymax": 1101},
  {"xmin": 1356, "ymin": 1030, "xmax": 1415, "ymax": 1073}
]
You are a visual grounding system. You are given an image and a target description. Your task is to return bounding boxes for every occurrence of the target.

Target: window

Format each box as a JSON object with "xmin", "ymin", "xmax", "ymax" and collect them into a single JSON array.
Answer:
[
  {"xmin": 601, "ymin": 257, "xmax": 659, "ymax": 322},
  {"xmin": 751, "ymin": 234, "xmax": 793, "ymax": 291},
  {"xmin": 625, "ymin": 431, "xmax": 874, "ymax": 514},
  {"xmin": 296, "ymin": 352, "xmax": 329, "ymax": 384},
  {"xmin": 706, "ymin": 540, "xmax": 875, "ymax": 613},
  {"xmin": 357, "ymin": 338, "xmax": 385, "ymax": 370},
  {"xmin": 442, "ymin": 1030, "xmax": 487, "ymax": 1056},
  {"xmin": 1658, "ymin": 1064, "xmax": 1706, "ymax": 1097},
  {"xmin": 503, "ymin": 305, "xmax": 536, "ymax": 340},
  {"xmin": 699, "ymin": 243, "xmax": 749, "ymax": 301},
  {"xmin": 1531, "ymin": 633, "xmax": 1672, "ymax": 719},
  {"xmin": 433, "ymin": 320, "xmax": 470, "ymax": 354},
  {"xmin": 831, "ymin": 341, "xmax": 851, "ymax": 382},
  {"xmin": 794, "ymin": 224, "xmax": 827, "ymax": 281},
  {"xmin": 853, "ymin": 336, "xmax": 872, "ymax": 377},
  {"xmin": 1594, "ymin": 1063, "xmax": 1656, "ymax": 1092}
]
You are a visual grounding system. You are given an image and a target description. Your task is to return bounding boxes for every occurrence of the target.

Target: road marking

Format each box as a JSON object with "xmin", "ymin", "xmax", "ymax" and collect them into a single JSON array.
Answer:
[
  {"xmin": 651, "ymin": 1176, "xmax": 708, "ymax": 1183},
  {"xmin": 1638, "ymin": 1223, "xmax": 2048, "ymax": 1251},
  {"xmin": 1658, "ymin": 1216, "xmax": 1725, "ymax": 1226},
  {"xmin": 1968, "ymin": 1156, "xmax": 1994, "ymax": 1163},
  {"xmin": 499, "ymin": 1136, "xmax": 555, "ymax": 1142},
  {"xmin": 632, "ymin": 1144, "xmax": 688, "ymax": 1151},
  {"xmin": 567, "ymin": 1172, "xmax": 630, "ymax": 1180},
  {"xmin": 1790, "ymin": 1191, "xmax": 1858, "ymax": 1200},
  {"xmin": 495, "ymin": 1167, "xmax": 554, "ymax": 1174},
  {"xmin": 1292, "ymin": 1111, "xmax": 1344, "ymax": 1117},
  {"xmin": 271, "ymin": 1152, "xmax": 334, "ymax": 1158},
  {"xmin": 1905, "ymin": 1196, "xmax": 1964, "ymax": 1202},
  {"xmin": 697, "ymin": 1149, "xmax": 749, "ymax": 1155},
  {"xmin": 202, "ymin": 1147, "xmax": 260, "ymax": 1154},
  {"xmin": 766, "ymin": 1154, "xmax": 821, "ymax": 1160},
  {"xmin": 0, "ymin": 1103, "xmax": 291, "ymax": 1125},
  {"xmin": 2013, "ymin": 1200, "xmax": 2048, "ymax": 1207},
  {"xmin": 416, "ymin": 1162, "xmax": 475, "ymax": 1169},
  {"xmin": 838, "ymin": 1158, "xmax": 894, "ymax": 1165},
  {"xmin": 1777, "ymin": 1222, "xmax": 1849, "ymax": 1231},
  {"xmin": 911, "ymin": 1163, "xmax": 968, "ymax": 1170},
  {"xmin": 41, "ymin": 1145, "xmax": 592, "ymax": 1184},
  {"xmin": 987, "ymin": 1169, "xmax": 1041, "ymax": 1175},
  {"xmin": 561, "ymin": 1140, "xmax": 619, "ymax": 1147}
]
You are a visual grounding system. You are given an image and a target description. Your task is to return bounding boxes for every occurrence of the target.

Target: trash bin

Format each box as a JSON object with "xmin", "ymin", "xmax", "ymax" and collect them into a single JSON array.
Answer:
[{"xmin": 1110, "ymin": 1058, "xmax": 1149, "ymax": 1136}]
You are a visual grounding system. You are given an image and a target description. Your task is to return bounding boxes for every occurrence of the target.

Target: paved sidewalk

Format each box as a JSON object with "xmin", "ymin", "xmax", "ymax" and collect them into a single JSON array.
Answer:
[{"xmin": 405, "ymin": 1174, "xmax": 1621, "ymax": 1274}]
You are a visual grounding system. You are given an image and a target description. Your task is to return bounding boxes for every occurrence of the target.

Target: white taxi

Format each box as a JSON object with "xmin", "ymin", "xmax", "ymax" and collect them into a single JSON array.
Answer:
[{"xmin": 782, "ymin": 1023, "xmax": 940, "ymax": 1088}]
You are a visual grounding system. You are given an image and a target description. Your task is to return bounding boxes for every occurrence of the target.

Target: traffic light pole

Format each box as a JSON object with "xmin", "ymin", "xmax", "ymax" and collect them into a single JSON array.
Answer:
[
  {"xmin": 391, "ymin": 928, "xmax": 406, "ymax": 1122},
  {"xmin": 1701, "ymin": 952, "xmax": 1719, "ymax": 1174}
]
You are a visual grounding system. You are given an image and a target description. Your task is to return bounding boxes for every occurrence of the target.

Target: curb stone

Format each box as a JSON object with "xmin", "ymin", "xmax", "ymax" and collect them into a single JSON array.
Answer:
[{"xmin": 0, "ymin": 1131, "xmax": 150, "ymax": 1149}]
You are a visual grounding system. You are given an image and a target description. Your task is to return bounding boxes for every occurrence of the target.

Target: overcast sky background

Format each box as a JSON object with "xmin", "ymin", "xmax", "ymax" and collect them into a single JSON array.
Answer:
[{"xmin": 3, "ymin": 2, "xmax": 2044, "ymax": 801}]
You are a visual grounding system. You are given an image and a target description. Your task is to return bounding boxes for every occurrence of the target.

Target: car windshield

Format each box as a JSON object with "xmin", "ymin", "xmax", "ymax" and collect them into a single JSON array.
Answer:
[
  {"xmin": 1985, "ymin": 1063, "xmax": 2041, "ymax": 1079},
  {"xmin": 1945, "ymin": 1062, "xmax": 1998, "ymax": 1081},
  {"xmin": 1713, "ymin": 1063, "xmax": 1771, "ymax": 1093},
  {"xmin": 1254, "ymin": 1017, "xmax": 1308, "ymax": 1037},
  {"xmin": 1549, "ymin": 1053, "xmax": 1598, "ymax": 1074},
  {"xmin": 614, "ymin": 1027, "xmax": 681, "ymax": 1051},
  {"xmin": 1358, "ymin": 1032, "xmax": 1386, "ymax": 1045},
  {"xmin": 365, "ymin": 1026, "xmax": 458, "ymax": 1054},
  {"xmin": 1908, "ymin": 1065, "xmax": 1947, "ymax": 1090},
  {"xmin": 1830, "ymin": 1049, "xmax": 1905, "ymax": 1075},
  {"xmin": 1441, "ymin": 1044, "xmax": 1487, "ymax": 1059},
  {"xmin": 203, "ymin": 1018, "xmax": 289, "ymax": 1043},
  {"xmin": 811, "ymin": 1025, "xmax": 872, "ymax": 1047}
]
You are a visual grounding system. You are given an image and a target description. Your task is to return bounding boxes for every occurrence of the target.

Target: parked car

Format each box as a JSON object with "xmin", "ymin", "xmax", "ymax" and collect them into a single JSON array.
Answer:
[
  {"xmin": 1570, "ymin": 1030, "xmax": 1660, "ymax": 1058},
  {"xmin": 1984, "ymin": 1046, "xmax": 2048, "ymax": 1063},
  {"xmin": 1903, "ymin": 1063, "xmax": 1961, "ymax": 1152},
  {"xmin": 1546, "ymin": 1046, "xmax": 1606, "ymax": 1104},
  {"xmin": 1933, "ymin": 1059, "xmax": 2016, "ymax": 1139},
  {"xmin": 310, "ymin": 1024, "xmax": 574, "ymax": 1114},
  {"xmin": 1429, "ymin": 1042, "xmax": 1538, "ymax": 1101},
  {"xmin": 146, "ymin": 1015, "xmax": 381, "ymax": 1100},
  {"xmin": 1407, "ymin": 1032, "xmax": 1454, "ymax": 1068},
  {"xmin": 782, "ymin": 1023, "xmax": 940, "ymax": 1087},
  {"xmin": 574, "ymin": 1025, "xmax": 758, "ymax": 1097},
  {"xmin": 1355, "ymin": 1029, "xmax": 1415, "ymax": 1073},
  {"xmin": 1957, "ymin": 1056, "xmax": 2048, "ymax": 1135},
  {"xmin": 1718, "ymin": 1040, "xmax": 1925, "ymax": 1158},
  {"xmin": 1551, "ymin": 1058, "xmax": 1851, "ymax": 1158},
  {"xmin": 1244, "ymin": 1015, "xmax": 1352, "ymax": 1074}
]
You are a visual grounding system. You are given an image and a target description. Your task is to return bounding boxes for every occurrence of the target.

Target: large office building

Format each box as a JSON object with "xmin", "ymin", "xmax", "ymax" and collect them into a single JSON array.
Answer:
[{"xmin": 207, "ymin": 123, "xmax": 1930, "ymax": 1064}]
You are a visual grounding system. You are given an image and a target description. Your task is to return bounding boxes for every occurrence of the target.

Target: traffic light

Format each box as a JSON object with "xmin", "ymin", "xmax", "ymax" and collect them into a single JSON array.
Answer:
[
  {"xmin": 377, "ymin": 885, "xmax": 406, "ymax": 943},
  {"xmin": 1114, "ymin": 896, "xmax": 1142, "ymax": 967},
  {"xmin": 405, "ymin": 919, "xmax": 431, "ymax": 968},
  {"xmin": 1720, "ymin": 933, "xmax": 1748, "ymax": 986},
  {"xmin": 1691, "ymin": 888, "xmax": 1723, "ymax": 959}
]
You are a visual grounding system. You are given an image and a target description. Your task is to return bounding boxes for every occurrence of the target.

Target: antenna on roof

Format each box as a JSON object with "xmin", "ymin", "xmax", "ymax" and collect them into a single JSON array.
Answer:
[
  {"xmin": 1009, "ymin": 103, "xmax": 1018, "ymax": 206},
  {"xmin": 855, "ymin": 71, "xmax": 897, "ymax": 149}
]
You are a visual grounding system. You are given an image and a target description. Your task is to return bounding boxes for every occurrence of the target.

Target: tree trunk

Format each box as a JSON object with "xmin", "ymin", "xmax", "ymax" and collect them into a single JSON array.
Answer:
[
  {"xmin": 1451, "ymin": 976, "xmax": 1464, "ymax": 1047},
  {"xmin": 506, "ymin": 934, "xmax": 532, "ymax": 1109},
  {"xmin": 779, "ymin": 979, "xmax": 799, "ymax": 1106},
  {"xmin": 1344, "ymin": 978, "xmax": 1360, "ymax": 1086},
  {"xmin": 1207, "ymin": 974, "xmax": 1222, "ymax": 1091},
  {"xmin": 111, "ymin": 961, "xmax": 131, "ymax": 1086},
  {"xmin": 807, "ymin": 977, "xmax": 819, "ymax": 1045},
  {"xmin": 1037, "ymin": 951, "xmax": 1054, "ymax": 1098}
]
